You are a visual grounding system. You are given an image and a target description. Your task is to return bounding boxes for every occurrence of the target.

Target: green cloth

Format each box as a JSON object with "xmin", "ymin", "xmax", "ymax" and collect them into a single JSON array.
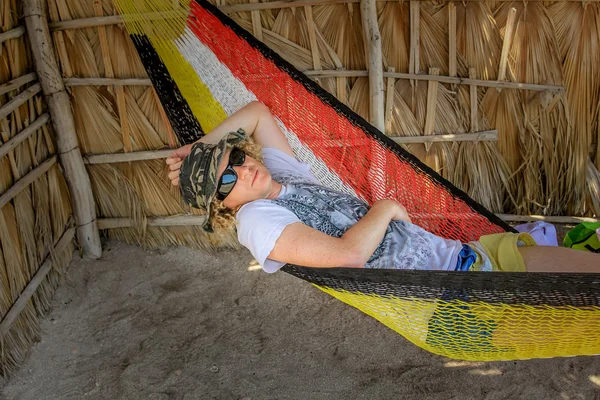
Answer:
[{"xmin": 563, "ymin": 222, "xmax": 600, "ymax": 253}]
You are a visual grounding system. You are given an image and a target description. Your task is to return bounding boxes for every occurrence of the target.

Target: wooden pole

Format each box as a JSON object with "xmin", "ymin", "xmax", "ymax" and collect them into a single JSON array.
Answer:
[
  {"xmin": 448, "ymin": 2, "xmax": 457, "ymax": 78},
  {"xmin": 0, "ymin": 26, "xmax": 26, "ymax": 44},
  {"xmin": 96, "ymin": 212, "xmax": 600, "ymax": 229},
  {"xmin": 469, "ymin": 68, "xmax": 478, "ymax": 132},
  {"xmin": 303, "ymin": 70, "xmax": 564, "ymax": 92},
  {"xmin": 0, "ymin": 227, "xmax": 76, "ymax": 337},
  {"xmin": 384, "ymin": 67, "xmax": 396, "ymax": 134},
  {"xmin": 249, "ymin": 0, "xmax": 264, "ymax": 41},
  {"xmin": 83, "ymin": 149, "xmax": 174, "ymax": 164},
  {"xmin": 360, "ymin": 0, "xmax": 385, "ymax": 131},
  {"xmin": 391, "ymin": 130, "xmax": 497, "ymax": 144},
  {"xmin": 0, "ymin": 113, "xmax": 50, "ymax": 160},
  {"xmin": 63, "ymin": 77, "xmax": 152, "ymax": 86},
  {"xmin": 98, "ymin": 215, "xmax": 208, "ymax": 229},
  {"xmin": 0, "ymin": 73, "xmax": 37, "ymax": 96},
  {"xmin": 497, "ymin": 7, "xmax": 517, "ymax": 90},
  {"xmin": 0, "ymin": 83, "xmax": 42, "ymax": 120},
  {"xmin": 498, "ymin": 214, "xmax": 600, "ymax": 224},
  {"xmin": 409, "ymin": 1, "xmax": 420, "ymax": 77},
  {"xmin": 0, "ymin": 156, "xmax": 57, "ymax": 209},
  {"xmin": 424, "ymin": 68, "xmax": 440, "ymax": 138},
  {"xmin": 82, "ymin": 130, "xmax": 500, "ymax": 165},
  {"xmin": 304, "ymin": 5, "xmax": 321, "ymax": 72},
  {"xmin": 23, "ymin": 0, "xmax": 102, "ymax": 259}
]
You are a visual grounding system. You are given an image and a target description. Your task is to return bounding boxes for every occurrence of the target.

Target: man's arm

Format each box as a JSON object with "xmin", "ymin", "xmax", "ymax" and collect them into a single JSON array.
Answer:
[
  {"xmin": 267, "ymin": 200, "xmax": 410, "ymax": 268},
  {"xmin": 167, "ymin": 101, "xmax": 294, "ymax": 185}
]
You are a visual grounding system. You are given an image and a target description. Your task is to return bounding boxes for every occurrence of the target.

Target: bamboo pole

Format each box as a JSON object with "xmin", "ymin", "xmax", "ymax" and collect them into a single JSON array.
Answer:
[
  {"xmin": 82, "ymin": 130, "xmax": 499, "ymax": 164},
  {"xmin": 64, "ymin": 72, "xmax": 564, "ymax": 92},
  {"xmin": 0, "ymin": 227, "xmax": 75, "ymax": 337},
  {"xmin": 0, "ymin": 156, "xmax": 56, "ymax": 209},
  {"xmin": 23, "ymin": 0, "xmax": 102, "ymax": 259},
  {"xmin": 63, "ymin": 77, "xmax": 152, "ymax": 86},
  {"xmin": 0, "ymin": 113, "xmax": 50, "ymax": 160},
  {"xmin": 469, "ymin": 68, "xmax": 478, "ymax": 132},
  {"xmin": 424, "ymin": 68, "xmax": 439, "ymax": 138},
  {"xmin": 498, "ymin": 214, "xmax": 600, "ymax": 224},
  {"xmin": 0, "ymin": 73, "xmax": 37, "ymax": 96},
  {"xmin": 0, "ymin": 26, "xmax": 26, "ymax": 44},
  {"xmin": 249, "ymin": 0, "xmax": 263, "ymax": 41},
  {"xmin": 409, "ymin": 1, "xmax": 420, "ymax": 77},
  {"xmin": 0, "ymin": 83, "xmax": 42, "ymax": 120},
  {"xmin": 497, "ymin": 7, "xmax": 517, "ymax": 86},
  {"xmin": 448, "ymin": 2, "xmax": 457, "ymax": 78},
  {"xmin": 304, "ymin": 5, "xmax": 321, "ymax": 72},
  {"xmin": 93, "ymin": 0, "xmax": 132, "ymax": 153},
  {"xmin": 83, "ymin": 149, "xmax": 173, "ymax": 164},
  {"xmin": 384, "ymin": 67, "xmax": 395, "ymax": 134},
  {"xmin": 96, "ymin": 212, "xmax": 600, "ymax": 229},
  {"xmin": 391, "ymin": 130, "xmax": 497, "ymax": 144},
  {"xmin": 360, "ymin": 0, "xmax": 385, "ymax": 131},
  {"xmin": 98, "ymin": 215, "xmax": 208, "ymax": 229}
]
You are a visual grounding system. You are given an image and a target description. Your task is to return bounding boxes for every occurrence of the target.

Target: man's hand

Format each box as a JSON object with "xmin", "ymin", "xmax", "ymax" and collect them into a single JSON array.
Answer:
[
  {"xmin": 166, "ymin": 144, "xmax": 193, "ymax": 186},
  {"xmin": 373, "ymin": 199, "xmax": 412, "ymax": 223}
]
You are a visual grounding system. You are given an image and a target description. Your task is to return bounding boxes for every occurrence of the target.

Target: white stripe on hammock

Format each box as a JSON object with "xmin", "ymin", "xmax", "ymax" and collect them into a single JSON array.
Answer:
[{"xmin": 173, "ymin": 27, "xmax": 360, "ymax": 199}]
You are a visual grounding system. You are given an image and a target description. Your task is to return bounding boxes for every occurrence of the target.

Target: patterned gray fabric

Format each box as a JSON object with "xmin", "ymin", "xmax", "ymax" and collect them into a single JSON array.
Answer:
[{"xmin": 272, "ymin": 177, "xmax": 437, "ymax": 269}]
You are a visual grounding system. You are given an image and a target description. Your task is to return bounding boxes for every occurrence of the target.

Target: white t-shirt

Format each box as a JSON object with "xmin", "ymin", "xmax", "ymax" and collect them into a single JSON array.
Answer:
[
  {"xmin": 236, "ymin": 148, "xmax": 463, "ymax": 273},
  {"xmin": 236, "ymin": 148, "xmax": 317, "ymax": 273}
]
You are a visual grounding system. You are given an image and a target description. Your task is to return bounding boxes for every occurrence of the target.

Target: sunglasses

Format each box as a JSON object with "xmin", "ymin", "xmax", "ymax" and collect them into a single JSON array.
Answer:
[{"xmin": 216, "ymin": 147, "xmax": 246, "ymax": 201}]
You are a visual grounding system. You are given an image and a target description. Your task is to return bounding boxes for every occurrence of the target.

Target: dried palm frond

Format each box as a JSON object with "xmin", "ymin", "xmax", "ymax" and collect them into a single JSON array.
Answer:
[
  {"xmin": 138, "ymin": 87, "xmax": 173, "ymax": 146},
  {"xmin": 65, "ymin": 29, "xmax": 100, "ymax": 77},
  {"xmin": 47, "ymin": 164, "xmax": 73, "ymax": 240},
  {"xmin": 237, "ymin": 19, "xmax": 315, "ymax": 71},
  {"xmin": 549, "ymin": 2, "xmax": 600, "ymax": 215},
  {"xmin": 495, "ymin": 2, "xmax": 568, "ymax": 216},
  {"xmin": 125, "ymin": 89, "xmax": 167, "ymax": 151},
  {"xmin": 313, "ymin": 3, "xmax": 366, "ymax": 71},
  {"xmin": 377, "ymin": 1, "xmax": 410, "ymax": 73},
  {"xmin": 71, "ymin": 86, "xmax": 123, "ymax": 154},
  {"xmin": 0, "ymin": 206, "xmax": 41, "ymax": 364},
  {"xmin": 107, "ymin": 24, "xmax": 148, "ymax": 98},
  {"xmin": 88, "ymin": 163, "xmax": 146, "ymax": 240}
]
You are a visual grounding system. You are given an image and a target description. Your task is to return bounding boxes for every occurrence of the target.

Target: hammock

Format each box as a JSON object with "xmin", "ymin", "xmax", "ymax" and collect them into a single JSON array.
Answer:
[{"xmin": 113, "ymin": 0, "xmax": 600, "ymax": 361}]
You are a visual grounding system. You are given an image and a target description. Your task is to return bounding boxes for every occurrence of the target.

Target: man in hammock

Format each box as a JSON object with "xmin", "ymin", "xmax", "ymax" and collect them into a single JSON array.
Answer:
[{"xmin": 166, "ymin": 101, "xmax": 599, "ymax": 273}]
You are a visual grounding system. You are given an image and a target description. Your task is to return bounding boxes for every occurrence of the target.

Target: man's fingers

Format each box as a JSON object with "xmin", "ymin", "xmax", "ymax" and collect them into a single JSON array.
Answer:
[
  {"xmin": 168, "ymin": 170, "xmax": 180, "ymax": 180},
  {"xmin": 168, "ymin": 160, "xmax": 182, "ymax": 171},
  {"xmin": 172, "ymin": 177, "xmax": 180, "ymax": 186},
  {"xmin": 166, "ymin": 156, "xmax": 181, "ymax": 165}
]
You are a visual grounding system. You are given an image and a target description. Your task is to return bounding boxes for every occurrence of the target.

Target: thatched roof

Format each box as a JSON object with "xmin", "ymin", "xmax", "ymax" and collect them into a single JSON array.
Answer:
[{"xmin": 1, "ymin": 0, "xmax": 600, "ymax": 376}]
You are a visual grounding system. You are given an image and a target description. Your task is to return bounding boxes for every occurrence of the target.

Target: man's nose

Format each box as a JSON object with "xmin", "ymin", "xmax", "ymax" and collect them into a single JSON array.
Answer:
[{"xmin": 235, "ymin": 165, "xmax": 251, "ymax": 180}]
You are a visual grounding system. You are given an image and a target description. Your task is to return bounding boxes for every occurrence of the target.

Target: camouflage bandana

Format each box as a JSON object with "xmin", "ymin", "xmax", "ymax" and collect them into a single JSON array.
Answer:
[{"xmin": 179, "ymin": 128, "xmax": 249, "ymax": 232}]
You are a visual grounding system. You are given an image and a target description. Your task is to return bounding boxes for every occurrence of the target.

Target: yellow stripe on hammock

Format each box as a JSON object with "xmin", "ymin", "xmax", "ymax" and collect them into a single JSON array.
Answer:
[
  {"xmin": 115, "ymin": 0, "xmax": 227, "ymax": 132},
  {"xmin": 317, "ymin": 286, "xmax": 600, "ymax": 361}
]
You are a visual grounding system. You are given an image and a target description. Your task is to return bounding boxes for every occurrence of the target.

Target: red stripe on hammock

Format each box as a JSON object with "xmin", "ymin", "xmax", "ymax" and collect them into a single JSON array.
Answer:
[{"xmin": 185, "ymin": 1, "xmax": 504, "ymax": 242}]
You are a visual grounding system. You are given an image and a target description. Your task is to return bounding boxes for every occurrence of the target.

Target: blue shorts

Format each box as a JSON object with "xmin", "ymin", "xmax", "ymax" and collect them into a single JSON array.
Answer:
[{"xmin": 455, "ymin": 244, "xmax": 477, "ymax": 271}]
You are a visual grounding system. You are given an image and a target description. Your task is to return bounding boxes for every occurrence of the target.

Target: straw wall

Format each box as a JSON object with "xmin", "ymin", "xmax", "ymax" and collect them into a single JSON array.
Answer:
[
  {"xmin": 0, "ymin": 0, "xmax": 74, "ymax": 377},
  {"xmin": 46, "ymin": 0, "xmax": 600, "ymax": 235},
  {"xmin": 1, "ymin": 0, "xmax": 600, "ymax": 377}
]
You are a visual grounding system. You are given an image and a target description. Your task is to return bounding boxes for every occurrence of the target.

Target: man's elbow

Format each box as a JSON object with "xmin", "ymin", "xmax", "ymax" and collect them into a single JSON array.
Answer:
[
  {"xmin": 341, "ymin": 248, "xmax": 368, "ymax": 269},
  {"xmin": 245, "ymin": 100, "xmax": 269, "ymax": 114}
]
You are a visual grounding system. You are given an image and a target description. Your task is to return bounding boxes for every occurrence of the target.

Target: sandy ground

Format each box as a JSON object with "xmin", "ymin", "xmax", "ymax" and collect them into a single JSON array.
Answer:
[{"xmin": 1, "ymin": 239, "xmax": 600, "ymax": 400}]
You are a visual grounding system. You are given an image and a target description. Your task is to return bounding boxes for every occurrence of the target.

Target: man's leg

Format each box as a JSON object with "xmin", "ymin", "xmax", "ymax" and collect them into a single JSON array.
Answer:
[{"xmin": 519, "ymin": 246, "xmax": 600, "ymax": 273}]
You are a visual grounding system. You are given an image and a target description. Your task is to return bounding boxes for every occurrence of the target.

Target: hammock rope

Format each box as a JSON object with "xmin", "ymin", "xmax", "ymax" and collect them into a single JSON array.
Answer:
[{"xmin": 113, "ymin": 0, "xmax": 600, "ymax": 361}]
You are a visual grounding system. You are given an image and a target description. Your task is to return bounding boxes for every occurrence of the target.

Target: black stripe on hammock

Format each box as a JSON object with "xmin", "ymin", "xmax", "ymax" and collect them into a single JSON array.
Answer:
[
  {"xmin": 283, "ymin": 266, "xmax": 600, "ymax": 307},
  {"xmin": 130, "ymin": 34, "xmax": 204, "ymax": 144}
]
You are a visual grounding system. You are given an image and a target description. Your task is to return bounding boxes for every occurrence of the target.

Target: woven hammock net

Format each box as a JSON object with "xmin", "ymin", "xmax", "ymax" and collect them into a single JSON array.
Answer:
[{"xmin": 112, "ymin": 0, "xmax": 600, "ymax": 361}]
